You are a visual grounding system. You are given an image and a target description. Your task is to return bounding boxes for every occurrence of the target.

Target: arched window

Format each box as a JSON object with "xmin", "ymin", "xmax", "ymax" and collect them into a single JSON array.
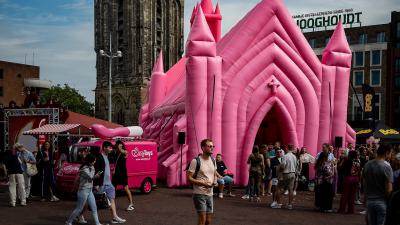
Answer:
[{"xmin": 112, "ymin": 95, "xmax": 125, "ymax": 125}]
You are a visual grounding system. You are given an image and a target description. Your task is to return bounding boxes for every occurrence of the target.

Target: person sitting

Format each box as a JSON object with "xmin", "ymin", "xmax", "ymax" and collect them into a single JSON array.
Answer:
[{"xmin": 215, "ymin": 154, "xmax": 235, "ymax": 198}]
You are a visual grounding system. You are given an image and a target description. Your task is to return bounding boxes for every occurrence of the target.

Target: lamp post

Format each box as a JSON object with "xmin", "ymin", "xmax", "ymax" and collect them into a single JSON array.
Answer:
[{"xmin": 99, "ymin": 32, "xmax": 122, "ymax": 122}]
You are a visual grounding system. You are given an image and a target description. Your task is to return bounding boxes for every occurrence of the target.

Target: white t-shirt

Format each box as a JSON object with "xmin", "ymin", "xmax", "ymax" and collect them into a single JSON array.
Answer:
[
  {"xmin": 188, "ymin": 157, "xmax": 216, "ymax": 196},
  {"xmin": 280, "ymin": 151, "xmax": 297, "ymax": 174}
]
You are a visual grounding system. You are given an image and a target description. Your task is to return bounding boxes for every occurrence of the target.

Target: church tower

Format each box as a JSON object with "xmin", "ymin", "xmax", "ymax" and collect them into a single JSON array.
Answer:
[{"xmin": 94, "ymin": 0, "xmax": 184, "ymax": 125}]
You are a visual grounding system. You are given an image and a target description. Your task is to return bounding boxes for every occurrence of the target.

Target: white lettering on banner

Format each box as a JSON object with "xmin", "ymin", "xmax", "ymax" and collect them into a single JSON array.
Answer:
[
  {"xmin": 131, "ymin": 147, "xmax": 153, "ymax": 161},
  {"xmin": 63, "ymin": 165, "xmax": 79, "ymax": 174}
]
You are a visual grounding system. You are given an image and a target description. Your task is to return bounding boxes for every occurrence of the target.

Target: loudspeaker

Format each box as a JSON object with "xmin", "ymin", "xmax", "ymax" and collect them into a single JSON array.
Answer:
[
  {"xmin": 178, "ymin": 132, "xmax": 186, "ymax": 144},
  {"xmin": 334, "ymin": 136, "xmax": 343, "ymax": 148}
]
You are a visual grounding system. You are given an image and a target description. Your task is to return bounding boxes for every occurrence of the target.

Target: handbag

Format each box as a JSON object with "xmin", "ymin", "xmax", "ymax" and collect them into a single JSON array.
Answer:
[
  {"xmin": 94, "ymin": 192, "xmax": 111, "ymax": 209},
  {"xmin": 26, "ymin": 163, "xmax": 38, "ymax": 176}
]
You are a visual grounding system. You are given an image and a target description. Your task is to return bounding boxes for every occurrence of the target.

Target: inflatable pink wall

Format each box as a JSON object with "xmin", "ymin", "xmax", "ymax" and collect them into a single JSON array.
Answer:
[{"xmin": 140, "ymin": 0, "xmax": 356, "ymax": 187}]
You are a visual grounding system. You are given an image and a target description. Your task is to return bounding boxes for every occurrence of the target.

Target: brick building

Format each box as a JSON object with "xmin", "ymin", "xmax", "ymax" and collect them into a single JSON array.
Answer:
[
  {"xmin": 0, "ymin": 60, "xmax": 50, "ymax": 108},
  {"xmin": 94, "ymin": 0, "xmax": 185, "ymax": 125},
  {"xmin": 303, "ymin": 11, "xmax": 400, "ymax": 128}
]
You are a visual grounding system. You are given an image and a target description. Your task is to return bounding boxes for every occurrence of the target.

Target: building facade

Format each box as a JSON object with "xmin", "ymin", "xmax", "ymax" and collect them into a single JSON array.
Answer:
[
  {"xmin": 94, "ymin": 0, "xmax": 184, "ymax": 126},
  {"xmin": 0, "ymin": 60, "xmax": 41, "ymax": 107},
  {"xmin": 303, "ymin": 11, "xmax": 400, "ymax": 128}
]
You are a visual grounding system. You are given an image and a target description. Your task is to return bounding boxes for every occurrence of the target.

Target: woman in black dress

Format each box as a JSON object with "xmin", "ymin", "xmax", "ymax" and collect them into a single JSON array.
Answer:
[
  {"xmin": 35, "ymin": 141, "xmax": 59, "ymax": 202},
  {"xmin": 112, "ymin": 141, "xmax": 134, "ymax": 211}
]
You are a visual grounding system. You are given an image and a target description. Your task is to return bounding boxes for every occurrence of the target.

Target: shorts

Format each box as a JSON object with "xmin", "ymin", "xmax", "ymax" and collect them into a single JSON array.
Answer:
[
  {"xmin": 217, "ymin": 176, "xmax": 233, "ymax": 185},
  {"xmin": 101, "ymin": 184, "xmax": 116, "ymax": 200},
  {"xmin": 193, "ymin": 194, "xmax": 213, "ymax": 213},
  {"xmin": 278, "ymin": 173, "xmax": 295, "ymax": 191}
]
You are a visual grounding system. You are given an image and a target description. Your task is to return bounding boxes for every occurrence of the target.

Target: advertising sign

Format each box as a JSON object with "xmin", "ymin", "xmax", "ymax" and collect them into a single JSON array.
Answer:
[{"xmin": 293, "ymin": 8, "xmax": 362, "ymax": 31}]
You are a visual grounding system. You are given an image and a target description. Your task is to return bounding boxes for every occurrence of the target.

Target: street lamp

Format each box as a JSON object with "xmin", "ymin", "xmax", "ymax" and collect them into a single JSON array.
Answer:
[{"xmin": 99, "ymin": 32, "xmax": 122, "ymax": 122}]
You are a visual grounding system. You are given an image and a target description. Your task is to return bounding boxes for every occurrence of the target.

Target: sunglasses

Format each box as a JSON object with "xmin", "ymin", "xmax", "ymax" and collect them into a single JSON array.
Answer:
[{"xmin": 206, "ymin": 145, "xmax": 215, "ymax": 148}]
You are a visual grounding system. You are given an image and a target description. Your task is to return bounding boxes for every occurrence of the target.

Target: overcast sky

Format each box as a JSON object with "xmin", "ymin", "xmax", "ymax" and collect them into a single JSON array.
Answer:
[{"xmin": 0, "ymin": 0, "xmax": 398, "ymax": 103}]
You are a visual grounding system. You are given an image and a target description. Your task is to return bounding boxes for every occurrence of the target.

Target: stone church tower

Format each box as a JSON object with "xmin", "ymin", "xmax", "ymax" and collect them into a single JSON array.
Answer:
[{"xmin": 94, "ymin": 0, "xmax": 184, "ymax": 125}]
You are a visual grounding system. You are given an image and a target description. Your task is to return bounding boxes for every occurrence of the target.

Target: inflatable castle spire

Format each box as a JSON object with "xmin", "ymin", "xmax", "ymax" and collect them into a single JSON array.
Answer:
[{"xmin": 190, "ymin": 0, "xmax": 222, "ymax": 42}]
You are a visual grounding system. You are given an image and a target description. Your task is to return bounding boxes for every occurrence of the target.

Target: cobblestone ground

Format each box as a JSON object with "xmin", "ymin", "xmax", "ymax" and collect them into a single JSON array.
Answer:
[{"xmin": 0, "ymin": 185, "xmax": 364, "ymax": 225}]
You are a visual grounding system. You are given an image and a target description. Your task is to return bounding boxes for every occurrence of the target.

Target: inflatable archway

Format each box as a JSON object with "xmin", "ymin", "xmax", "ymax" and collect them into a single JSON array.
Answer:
[{"xmin": 140, "ymin": 0, "xmax": 356, "ymax": 186}]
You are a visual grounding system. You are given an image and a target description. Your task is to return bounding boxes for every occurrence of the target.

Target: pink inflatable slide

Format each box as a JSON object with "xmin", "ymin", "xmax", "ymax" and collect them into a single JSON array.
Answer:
[{"xmin": 140, "ymin": 0, "xmax": 355, "ymax": 186}]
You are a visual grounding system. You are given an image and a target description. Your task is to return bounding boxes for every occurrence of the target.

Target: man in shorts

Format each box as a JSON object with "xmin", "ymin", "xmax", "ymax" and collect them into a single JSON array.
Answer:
[
  {"xmin": 187, "ymin": 139, "xmax": 218, "ymax": 225},
  {"xmin": 272, "ymin": 144, "xmax": 297, "ymax": 209},
  {"xmin": 94, "ymin": 141, "xmax": 126, "ymax": 224}
]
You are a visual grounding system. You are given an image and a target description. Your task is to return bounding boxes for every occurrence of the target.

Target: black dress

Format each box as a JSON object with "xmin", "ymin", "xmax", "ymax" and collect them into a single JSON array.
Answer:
[{"xmin": 112, "ymin": 153, "xmax": 128, "ymax": 186}]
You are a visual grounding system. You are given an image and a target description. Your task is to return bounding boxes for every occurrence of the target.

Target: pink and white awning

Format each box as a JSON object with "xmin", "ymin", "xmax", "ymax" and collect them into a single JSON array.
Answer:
[{"xmin": 23, "ymin": 124, "xmax": 81, "ymax": 135}]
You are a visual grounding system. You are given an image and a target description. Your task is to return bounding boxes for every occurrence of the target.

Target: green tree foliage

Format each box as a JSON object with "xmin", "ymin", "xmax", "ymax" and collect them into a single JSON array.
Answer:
[{"xmin": 41, "ymin": 84, "xmax": 94, "ymax": 116}]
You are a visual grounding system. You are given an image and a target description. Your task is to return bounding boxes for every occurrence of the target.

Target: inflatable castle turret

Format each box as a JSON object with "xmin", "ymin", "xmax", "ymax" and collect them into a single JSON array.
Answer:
[
  {"xmin": 148, "ymin": 51, "xmax": 166, "ymax": 112},
  {"xmin": 186, "ymin": 8, "xmax": 222, "ymax": 159},
  {"xmin": 190, "ymin": 0, "xmax": 222, "ymax": 42}
]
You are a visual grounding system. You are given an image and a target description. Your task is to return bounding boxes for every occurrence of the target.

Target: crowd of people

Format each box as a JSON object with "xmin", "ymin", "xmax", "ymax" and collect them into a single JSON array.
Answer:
[
  {"xmin": 1, "ymin": 137, "xmax": 400, "ymax": 225},
  {"xmin": 186, "ymin": 139, "xmax": 400, "ymax": 225},
  {"xmin": 0, "ymin": 141, "xmax": 134, "ymax": 224}
]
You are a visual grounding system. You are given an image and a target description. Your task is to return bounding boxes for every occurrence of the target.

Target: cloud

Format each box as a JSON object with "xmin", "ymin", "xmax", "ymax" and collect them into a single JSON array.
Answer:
[{"xmin": 60, "ymin": 0, "xmax": 92, "ymax": 13}]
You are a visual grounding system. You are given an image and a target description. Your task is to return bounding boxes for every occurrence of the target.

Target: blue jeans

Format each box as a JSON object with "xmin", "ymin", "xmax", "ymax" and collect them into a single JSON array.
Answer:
[
  {"xmin": 67, "ymin": 188, "xmax": 100, "ymax": 225},
  {"xmin": 217, "ymin": 176, "xmax": 233, "ymax": 185},
  {"xmin": 367, "ymin": 199, "xmax": 387, "ymax": 225}
]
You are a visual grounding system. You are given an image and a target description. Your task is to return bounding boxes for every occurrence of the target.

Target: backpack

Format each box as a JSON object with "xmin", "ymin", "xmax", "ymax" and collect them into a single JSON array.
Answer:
[{"xmin": 185, "ymin": 156, "xmax": 216, "ymax": 179}]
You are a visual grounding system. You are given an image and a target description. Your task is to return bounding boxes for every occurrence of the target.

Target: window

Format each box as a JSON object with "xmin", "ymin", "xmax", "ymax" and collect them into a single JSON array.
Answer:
[
  {"xmin": 395, "ymin": 58, "xmax": 400, "ymax": 73},
  {"xmin": 371, "ymin": 50, "xmax": 381, "ymax": 65},
  {"xmin": 354, "ymin": 71, "xmax": 364, "ymax": 86},
  {"xmin": 374, "ymin": 93, "xmax": 381, "ymax": 120},
  {"xmin": 394, "ymin": 95, "xmax": 400, "ymax": 127},
  {"xmin": 397, "ymin": 22, "xmax": 400, "ymax": 38},
  {"xmin": 377, "ymin": 32, "xmax": 386, "ymax": 43},
  {"xmin": 325, "ymin": 37, "xmax": 330, "ymax": 45},
  {"xmin": 395, "ymin": 58, "xmax": 400, "ymax": 88},
  {"xmin": 370, "ymin": 70, "xmax": 381, "ymax": 86},
  {"xmin": 346, "ymin": 35, "xmax": 351, "ymax": 44},
  {"xmin": 354, "ymin": 51, "xmax": 364, "ymax": 67},
  {"xmin": 309, "ymin": 39, "xmax": 316, "ymax": 48},
  {"xmin": 0, "ymin": 86, "xmax": 3, "ymax": 97},
  {"xmin": 0, "ymin": 69, "xmax": 3, "ymax": 79},
  {"xmin": 352, "ymin": 94, "xmax": 363, "ymax": 121},
  {"xmin": 359, "ymin": 33, "xmax": 368, "ymax": 44}
]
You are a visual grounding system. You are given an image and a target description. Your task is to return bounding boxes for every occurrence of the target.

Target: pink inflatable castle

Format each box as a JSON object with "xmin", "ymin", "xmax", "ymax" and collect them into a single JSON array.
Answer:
[{"xmin": 139, "ymin": 0, "xmax": 356, "ymax": 187}]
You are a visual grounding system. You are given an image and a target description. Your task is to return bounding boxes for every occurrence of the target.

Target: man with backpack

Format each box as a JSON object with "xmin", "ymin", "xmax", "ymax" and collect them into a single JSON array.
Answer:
[{"xmin": 187, "ymin": 139, "xmax": 218, "ymax": 225}]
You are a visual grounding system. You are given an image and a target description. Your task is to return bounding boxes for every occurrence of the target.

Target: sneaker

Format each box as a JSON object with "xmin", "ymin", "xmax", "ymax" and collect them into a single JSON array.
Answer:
[
  {"xmin": 284, "ymin": 190, "xmax": 289, "ymax": 195},
  {"xmin": 126, "ymin": 204, "xmax": 134, "ymax": 211},
  {"xmin": 270, "ymin": 201, "xmax": 277, "ymax": 207},
  {"xmin": 218, "ymin": 193, "xmax": 223, "ymax": 199},
  {"xmin": 241, "ymin": 195, "xmax": 249, "ymax": 200},
  {"xmin": 78, "ymin": 215, "xmax": 88, "ymax": 224},
  {"xmin": 324, "ymin": 209, "xmax": 333, "ymax": 213},
  {"xmin": 227, "ymin": 193, "xmax": 236, "ymax": 197},
  {"xmin": 267, "ymin": 192, "xmax": 272, "ymax": 196},
  {"xmin": 271, "ymin": 203, "xmax": 282, "ymax": 209},
  {"xmin": 293, "ymin": 191, "xmax": 297, "ymax": 196},
  {"xmin": 65, "ymin": 222, "xmax": 72, "ymax": 225},
  {"xmin": 111, "ymin": 217, "xmax": 126, "ymax": 224},
  {"xmin": 50, "ymin": 196, "xmax": 60, "ymax": 202},
  {"xmin": 10, "ymin": 203, "xmax": 16, "ymax": 207},
  {"xmin": 359, "ymin": 210, "xmax": 367, "ymax": 215},
  {"xmin": 286, "ymin": 204, "xmax": 293, "ymax": 210},
  {"xmin": 355, "ymin": 200, "xmax": 363, "ymax": 205},
  {"xmin": 20, "ymin": 202, "xmax": 27, "ymax": 206}
]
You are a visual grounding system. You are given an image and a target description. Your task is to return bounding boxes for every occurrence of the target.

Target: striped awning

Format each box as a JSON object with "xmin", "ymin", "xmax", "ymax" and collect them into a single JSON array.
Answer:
[{"xmin": 23, "ymin": 124, "xmax": 81, "ymax": 135}]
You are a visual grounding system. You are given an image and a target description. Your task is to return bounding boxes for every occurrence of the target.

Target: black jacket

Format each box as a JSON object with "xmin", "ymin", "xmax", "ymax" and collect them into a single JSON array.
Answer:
[
  {"xmin": 3, "ymin": 150, "xmax": 23, "ymax": 174},
  {"xmin": 94, "ymin": 153, "xmax": 106, "ymax": 187}
]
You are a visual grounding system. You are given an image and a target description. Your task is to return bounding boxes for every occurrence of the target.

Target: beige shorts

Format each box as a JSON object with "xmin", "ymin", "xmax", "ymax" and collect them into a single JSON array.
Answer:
[{"xmin": 278, "ymin": 173, "xmax": 295, "ymax": 191}]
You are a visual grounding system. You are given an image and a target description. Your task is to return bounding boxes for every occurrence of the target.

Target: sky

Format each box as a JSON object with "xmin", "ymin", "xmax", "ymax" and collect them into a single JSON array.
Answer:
[{"xmin": 0, "ymin": 0, "xmax": 398, "ymax": 103}]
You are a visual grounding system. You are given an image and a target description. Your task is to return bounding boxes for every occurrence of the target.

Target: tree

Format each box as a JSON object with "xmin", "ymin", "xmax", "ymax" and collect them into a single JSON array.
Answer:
[{"xmin": 41, "ymin": 84, "xmax": 94, "ymax": 116}]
